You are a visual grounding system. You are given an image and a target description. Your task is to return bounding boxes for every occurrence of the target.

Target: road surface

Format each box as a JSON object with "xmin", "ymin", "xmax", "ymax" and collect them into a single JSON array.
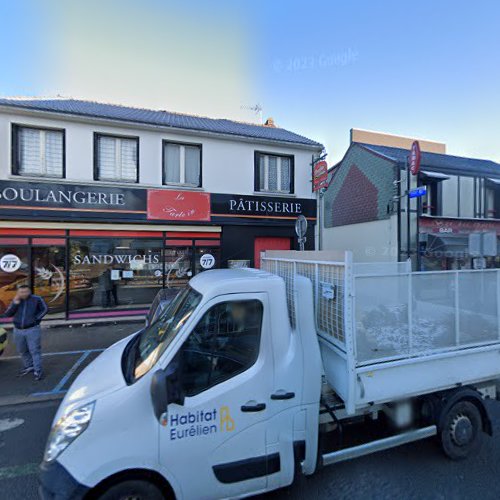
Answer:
[{"xmin": 1, "ymin": 399, "xmax": 500, "ymax": 499}]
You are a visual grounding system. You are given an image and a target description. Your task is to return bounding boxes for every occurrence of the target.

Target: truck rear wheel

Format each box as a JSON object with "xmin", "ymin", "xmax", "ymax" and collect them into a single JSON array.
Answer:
[
  {"xmin": 96, "ymin": 479, "xmax": 165, "ymax": 500},
  {"xmin": 439, "ymin": 400, "xmax": 483, "ymax": 460}
]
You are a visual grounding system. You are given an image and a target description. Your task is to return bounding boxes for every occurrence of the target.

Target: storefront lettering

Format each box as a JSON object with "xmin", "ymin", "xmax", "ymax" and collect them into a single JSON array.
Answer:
[
  {"xmin": 228, "ymin": 198, "xmax": 303, "ymax": 215},
  {"xmin": 0, "ymin": 187, "xmax": 125, "ymax": 206},
  {"xmin": 73, "ymin": 254, "xmax": 160, "ymax": 265}
]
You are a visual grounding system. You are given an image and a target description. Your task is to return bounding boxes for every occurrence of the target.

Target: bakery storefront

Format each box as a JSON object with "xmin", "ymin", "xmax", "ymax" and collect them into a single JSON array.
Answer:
[{"xmin": 0, "ymin": 181, "xmax": 315, "ymax": 321}]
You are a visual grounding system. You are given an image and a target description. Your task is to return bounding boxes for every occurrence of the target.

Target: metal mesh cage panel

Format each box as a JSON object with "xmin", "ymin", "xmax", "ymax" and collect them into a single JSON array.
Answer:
[
  {"xmin": 355, "ymin": 275, "xmax": 410, "ymax": 362},
  {"xmin": 355, "ymin": 269, "xmax": 500, "ymax": 364},
  {"xmin": 261, "ymin": 258, "xmax": 346, "ymax": 346},
  {"xmin": 458, "ymin": 271, "xmax": 498, "ymax": 344}
]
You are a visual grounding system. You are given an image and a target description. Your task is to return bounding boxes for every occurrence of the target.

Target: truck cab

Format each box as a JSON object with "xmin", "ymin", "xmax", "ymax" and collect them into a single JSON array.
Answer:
[
  {"xmin": 40, "ymin": 268, "xmax": 322, "ymax": 500},
  {"xmin": 40, "ymin": 252, "xmax": 499, "ymax": 500}
]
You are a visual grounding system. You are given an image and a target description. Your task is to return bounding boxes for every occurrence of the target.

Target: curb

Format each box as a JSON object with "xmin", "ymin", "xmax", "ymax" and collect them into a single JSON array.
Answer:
[
  {"xmin": 1, "ymin": 316, "xmax": 145, "ymax": 331},
  {"xmin": 0, "ymin": 392, "xmax": 65, "ymax": 408}
]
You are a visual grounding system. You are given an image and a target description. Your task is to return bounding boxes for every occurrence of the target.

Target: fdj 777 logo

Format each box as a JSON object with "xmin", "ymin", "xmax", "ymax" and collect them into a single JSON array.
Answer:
[{"xmin": 167, "ymin": 406, "xmax": 235, "ymax": 441}]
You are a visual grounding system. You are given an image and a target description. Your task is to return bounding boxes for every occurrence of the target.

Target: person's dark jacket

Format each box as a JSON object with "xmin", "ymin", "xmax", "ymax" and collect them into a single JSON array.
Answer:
[{"xmin": 3, "ymin": 295, "xmax": 48, "ymax": 329}]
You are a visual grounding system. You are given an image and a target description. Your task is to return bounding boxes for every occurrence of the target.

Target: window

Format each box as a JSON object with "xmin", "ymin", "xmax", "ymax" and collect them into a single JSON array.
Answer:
[
  {"xmin": 94, "ymin": 134, "xmax": 139, "ymax": 182},
  {"xmin": 422, "ymin": 181, "xmax": 440, "ymax": 216},
  {"xmin": 255, "ymin": 152, "xmax": 294, "ymax": 194},
  {"xmin": 179, "ymin": 300, "xmax": 263, "ymax": 396},
  {"xmin": 485, "ymin": 185, "xmax": 497, "ymax": 218},
  {"xmin": 12, "ymin": 125, "xmax": 64, "ymax": 178},
  {"xmin": 163, "ymin": 141, "xmax": 201, "ymax": 187},
  {"xmin": 132, "ymin": 286, "xmax": 202, "ymax": 381}
]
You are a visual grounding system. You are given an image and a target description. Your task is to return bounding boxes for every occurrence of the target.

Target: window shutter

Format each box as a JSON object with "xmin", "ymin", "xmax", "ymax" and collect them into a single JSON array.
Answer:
[
  {"xmin": 16, "ymin": 127, "xmax": 63, "ymax": 177},
  {"xmin": 97, "ymin": 136, "xmax": 138, "ymax": 182},
  {"xmin": 280, "ymin": 157, "xmax": 291, "ymax": 192},
  {"xmin": 97, "ymin": 136, "xmax": 117, "ymax": 180},
  {"xmin": 164, "ymin": 143, "xmax": 181, "ymax": 183},
  {"xmin": 259, "ymin": 154, "xmax": 266, "ymax": 191},
  {"xmin": 268, "ymin": 156, "xmax": 278, "ymax": 191},
  {"xmin": 184, "ymin": 146, "xmax": 200, "ymax": 186},
  {"xmin": 120, "ymin": 139, "xmax": 138, "ymax": 181}
]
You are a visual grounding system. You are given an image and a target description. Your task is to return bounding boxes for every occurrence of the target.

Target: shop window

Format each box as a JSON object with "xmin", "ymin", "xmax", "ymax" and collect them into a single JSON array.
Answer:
[
  {"xmin": 12, "ymin": 125, "xmax": 65, "ymax": 178},
  {"xmin": 164, "ymin": 247, "xmax": 192, "ymax": 289},
  {"xmin": 94, "ymin": 134, "xmax": 139, "ymax": 183},
  {"xmin": 180, "ymin": 300, "xmax": 263, "ymax": 396},
  {"xmin": 0, "ymin": 246, "xmax": 29, "ymax": 316},
  {"xmin": 163, "ymin": 141, "xmax": 201, "ymax": 187},
  {"xmin": 254, "ymin": 152, "xmax": 294, "ymax": 194},
  {"xmin": 32, "ymin": 245, "xmax": 68, "ymax": 316},
  {"xmin": 69, "ymin": 238, "xmax": 163, "ymax": 313}
]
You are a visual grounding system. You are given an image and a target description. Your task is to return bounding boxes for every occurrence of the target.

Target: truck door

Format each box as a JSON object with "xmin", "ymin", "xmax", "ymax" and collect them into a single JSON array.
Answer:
[{"xmin": 160, "ymin": 293, "xmax": 278, "ymax": 499}]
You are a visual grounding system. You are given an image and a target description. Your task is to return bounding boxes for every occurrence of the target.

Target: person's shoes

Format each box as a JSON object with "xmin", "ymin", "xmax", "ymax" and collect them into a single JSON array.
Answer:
[
  {"xmin": 17, "ymin": 367, "xmax": 34, "ymax": 377},
  {"xmin": 34, "ymin": 371, "xmax": 44, "ymax": 381}
]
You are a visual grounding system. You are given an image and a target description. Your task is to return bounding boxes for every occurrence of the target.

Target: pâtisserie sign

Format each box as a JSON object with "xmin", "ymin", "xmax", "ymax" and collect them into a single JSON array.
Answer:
[{"xmin": 210, "ymin": 193, "xmax": 316, "ymax": 221}]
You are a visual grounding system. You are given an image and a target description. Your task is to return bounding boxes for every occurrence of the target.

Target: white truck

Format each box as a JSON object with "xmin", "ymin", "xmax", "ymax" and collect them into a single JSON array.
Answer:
[{"xmin": 40, "ymin": 251, "xmax": 500, "ymax": 500}]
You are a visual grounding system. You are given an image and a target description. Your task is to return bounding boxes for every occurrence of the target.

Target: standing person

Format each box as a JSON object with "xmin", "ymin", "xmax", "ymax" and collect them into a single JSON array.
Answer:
[{"xmin": 2, "ymin": 284, "xmax": 48, "ymax": 380}]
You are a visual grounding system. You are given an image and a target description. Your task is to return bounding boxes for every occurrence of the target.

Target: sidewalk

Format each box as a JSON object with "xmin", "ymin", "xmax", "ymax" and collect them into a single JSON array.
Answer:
[{"xmin": 0, "ymin": 321, "xmax": 142, "ymax": 406}]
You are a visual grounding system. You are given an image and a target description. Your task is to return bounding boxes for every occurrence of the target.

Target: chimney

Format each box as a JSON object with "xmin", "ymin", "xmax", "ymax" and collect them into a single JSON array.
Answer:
[{"xmin": 264, "ymin": 117, "xmax": 276, "ymax": 128}]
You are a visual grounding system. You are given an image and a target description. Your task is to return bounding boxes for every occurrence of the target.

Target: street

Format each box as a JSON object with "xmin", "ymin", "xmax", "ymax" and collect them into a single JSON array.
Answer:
[{"xmin": 1, "ymin": 398, "xmax": 500, "ymax": 499}]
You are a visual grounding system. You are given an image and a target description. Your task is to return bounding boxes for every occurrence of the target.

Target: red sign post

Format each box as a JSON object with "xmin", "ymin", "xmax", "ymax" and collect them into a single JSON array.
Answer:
[
  {"xmin": 313, "ymin": 160, "xmax": 328, "ymax": 192},
  {"xmin": 409, "ymin": 140, "xmax": 421, "ymax": 176}
]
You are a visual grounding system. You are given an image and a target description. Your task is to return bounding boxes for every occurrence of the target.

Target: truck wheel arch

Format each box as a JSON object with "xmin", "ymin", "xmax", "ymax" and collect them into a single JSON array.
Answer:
[
  {"xmin": 85, "ymin": 468, "xmax": 176, "ymax": 500},
  {"xmin": 436, "ymin": 387, "xmax": 493, "ymax": 437}
]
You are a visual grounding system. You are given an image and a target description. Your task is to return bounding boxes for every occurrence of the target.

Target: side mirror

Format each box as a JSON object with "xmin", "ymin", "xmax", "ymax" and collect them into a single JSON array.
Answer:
[
  {"xmin": 150, "ymin": 369, "xmax": 169, "ymax": 421},
  {"xmin": 150, "ymin": 356, "xmax": 185, "ymax": 422}
]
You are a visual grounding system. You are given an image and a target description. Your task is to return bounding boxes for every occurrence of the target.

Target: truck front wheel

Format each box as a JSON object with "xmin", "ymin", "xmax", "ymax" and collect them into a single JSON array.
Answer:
[
  {"xmin": 96, "ymin": 479, "xmax": 165, "ymax": 500},
  {"xmin": 439, "ymin": 400, "xmax": 483, "ymax": 460}
]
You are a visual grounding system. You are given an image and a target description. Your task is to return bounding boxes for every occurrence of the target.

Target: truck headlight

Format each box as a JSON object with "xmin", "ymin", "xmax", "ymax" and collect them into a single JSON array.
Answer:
[{"xmin": 44, "ymin": 402, "xmax": 95, "ymax": 463}]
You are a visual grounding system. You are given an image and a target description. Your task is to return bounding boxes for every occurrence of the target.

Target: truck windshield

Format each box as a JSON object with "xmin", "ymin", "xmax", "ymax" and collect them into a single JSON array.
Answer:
[{"xmin": 129, "ymin": 286, "xmax": 202, "ymax": 382}]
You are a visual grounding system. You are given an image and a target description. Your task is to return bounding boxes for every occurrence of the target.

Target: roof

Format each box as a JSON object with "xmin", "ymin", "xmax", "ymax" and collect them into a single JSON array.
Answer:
[
  {"xmin": 357, "ymin": 142, "xmax": 500, "ymax": 178},
  {"xmin": 189, "ymin": 268, "xmax": 282, "ymax": 296},
  {"xmin": 0, "ymin": 97, "xmax": 323, "ymax": 149}
]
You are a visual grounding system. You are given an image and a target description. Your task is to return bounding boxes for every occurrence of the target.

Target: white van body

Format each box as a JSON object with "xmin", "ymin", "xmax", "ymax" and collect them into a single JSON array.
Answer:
[{"xmin": 39, "ymin": 252, "xmax": 500, "ymax": 500}]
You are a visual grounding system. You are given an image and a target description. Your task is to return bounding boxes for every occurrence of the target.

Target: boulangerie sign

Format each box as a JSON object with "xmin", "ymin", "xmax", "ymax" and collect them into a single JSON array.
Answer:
[{"xmin": 147, "ymin": 190, "xmax": 211, "ymax": 221}]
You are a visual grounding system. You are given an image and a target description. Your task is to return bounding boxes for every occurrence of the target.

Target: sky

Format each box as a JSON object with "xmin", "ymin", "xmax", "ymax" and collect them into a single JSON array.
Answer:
[{"xmin": 1, "ymin": 0, "xmax": 499, "ymax": 165}]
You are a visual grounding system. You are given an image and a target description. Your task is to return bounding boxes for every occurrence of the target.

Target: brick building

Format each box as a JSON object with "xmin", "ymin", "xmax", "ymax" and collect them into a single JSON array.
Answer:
[{"xmin": 323, "ymin": 129, "xmax": 500, "ymax": 270}]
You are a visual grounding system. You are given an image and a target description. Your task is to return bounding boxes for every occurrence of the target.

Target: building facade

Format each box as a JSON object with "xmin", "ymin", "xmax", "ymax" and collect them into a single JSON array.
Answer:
[
  {"xmin": 0, "ymin": 98, "xmax": 322, "ymax": 321},
  {"xmin": 323, "ymin": 129, "xmax": 500, "ymax": 271}
]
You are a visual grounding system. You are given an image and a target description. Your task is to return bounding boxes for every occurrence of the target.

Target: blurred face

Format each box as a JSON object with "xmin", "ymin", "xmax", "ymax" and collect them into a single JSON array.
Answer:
[{"xmin": 17, "ymin": 287, "xmax": 31, "ymax": 300}]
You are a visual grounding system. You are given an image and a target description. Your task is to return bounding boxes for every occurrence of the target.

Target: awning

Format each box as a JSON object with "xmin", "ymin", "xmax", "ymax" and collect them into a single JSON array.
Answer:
[
  {"xmin": 423, "ymin": 234, "xmax": 469, "ymax": 257},
  {"xmin": 421, "ymin": 170, "xmax": 450, "ymax": 180}
]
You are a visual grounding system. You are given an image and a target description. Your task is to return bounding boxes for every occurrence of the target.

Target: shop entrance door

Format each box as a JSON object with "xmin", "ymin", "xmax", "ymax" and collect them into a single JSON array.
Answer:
[
  {"xmin": 254, "ymin": 237, "xmax": 291, "ymax": 268},
  {"xmin": 32, "ymin": 241, "xmax": 67, "ymax": 318}
]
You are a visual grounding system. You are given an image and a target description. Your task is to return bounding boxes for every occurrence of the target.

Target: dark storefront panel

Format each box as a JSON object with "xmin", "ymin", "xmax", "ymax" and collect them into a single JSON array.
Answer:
[{"xmin": 220, "ymin": 224, "xmax": 315, "ymax": 269}]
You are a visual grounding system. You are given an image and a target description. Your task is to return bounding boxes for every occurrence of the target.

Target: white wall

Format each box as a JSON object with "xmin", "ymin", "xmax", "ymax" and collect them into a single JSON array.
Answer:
[
  {"xmin": 0, "ymin": 110, "xmax": 317, "ymax": 199},
  {"xmin": 322, "ymin": 216, "xmax": 398, "ymax": 262}
]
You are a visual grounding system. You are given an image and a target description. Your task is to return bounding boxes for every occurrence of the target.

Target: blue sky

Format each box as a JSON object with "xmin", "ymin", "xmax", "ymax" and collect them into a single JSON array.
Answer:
[{"xmin": 1, "ymin": 0, "xmax": 499, "ymax": 164}]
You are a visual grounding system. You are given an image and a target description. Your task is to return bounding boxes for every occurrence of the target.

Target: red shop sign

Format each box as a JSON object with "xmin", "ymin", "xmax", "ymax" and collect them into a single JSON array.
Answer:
[
  {"xmin": 409, "ymin": 140, "xmax": 421, "ymax": 176},
  {"xmin": 313, "ymin": 160, "xmax": 328, "ymax": 192},
  {"xmin": 147, "ymin": 190, "xmax": 211, "ymax": 221}
]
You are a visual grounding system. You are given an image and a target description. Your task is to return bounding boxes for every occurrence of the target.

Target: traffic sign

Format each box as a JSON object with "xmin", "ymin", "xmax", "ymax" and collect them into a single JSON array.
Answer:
[
  {"xmin": 409, "ymin": 140, "xmax": 421, "ymax": 176},
  {"xmin": 408, "ymin": 186, "xmax": 427, "ymax": 198}
]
